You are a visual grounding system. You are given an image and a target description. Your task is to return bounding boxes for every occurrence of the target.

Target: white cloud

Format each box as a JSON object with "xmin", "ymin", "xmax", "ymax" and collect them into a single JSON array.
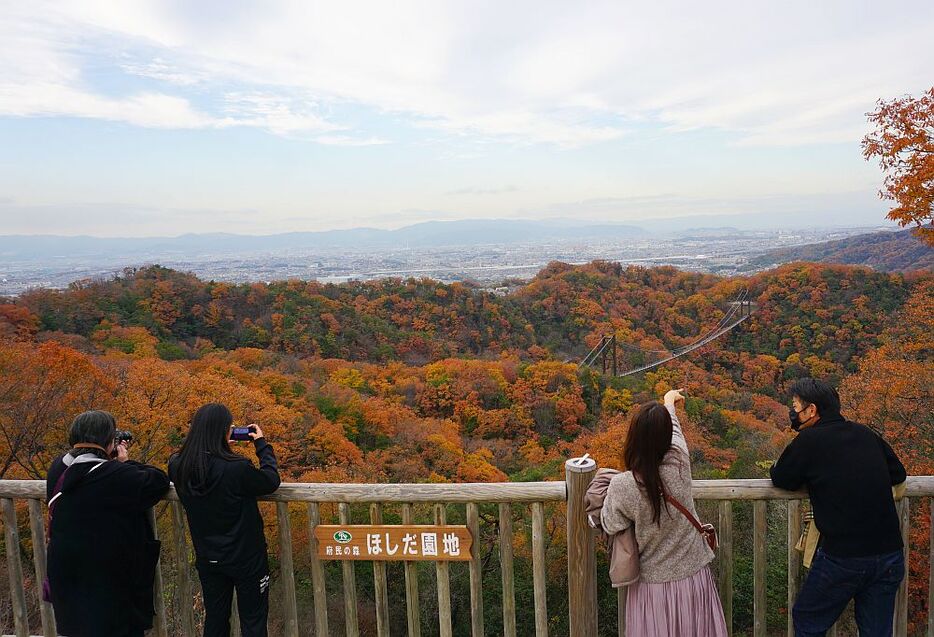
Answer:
[
  {"xmin": 1, "ymin": 0, "xmax": 932, "ymax": 146},
  {"xmin": 0, "ymin": 5, "xmax": 344, "ymax": 137},
  {"xmin": 414, "ymin": 110, "xmax": 624, "ymax": 148},
  {"xmin": 312, "ymin": 135, "xmax": 389, "ymax": 146},
  {"xmin": 219, "ymin": 92, "xmax": 342, "ymax": 137},
  {"xmin": 0, "ymin": 80, "xmax": 213, "ymax": 129},
  {"xmin": 119, "ymin": 58, "xmax": 204, "ymax": 86}
]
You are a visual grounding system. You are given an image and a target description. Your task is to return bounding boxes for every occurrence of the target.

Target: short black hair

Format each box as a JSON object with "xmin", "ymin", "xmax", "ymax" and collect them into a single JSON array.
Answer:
[
  {"xmin": 68, "ymin": 410, "xmax": 117, "ymax": 448},
  {"xmin": 789, "ymin": 378, "xmax": 841, "ymax": 416}
]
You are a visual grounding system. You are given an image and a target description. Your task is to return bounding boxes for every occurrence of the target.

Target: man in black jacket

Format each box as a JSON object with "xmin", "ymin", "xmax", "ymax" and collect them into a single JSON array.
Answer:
[
  {"xmin": 168, "ymin": 404, "xmax": 281, "ymax": 637},
  {"xmin": 771, "ymin": 378, "xmax": 906, "ymax": 637}
]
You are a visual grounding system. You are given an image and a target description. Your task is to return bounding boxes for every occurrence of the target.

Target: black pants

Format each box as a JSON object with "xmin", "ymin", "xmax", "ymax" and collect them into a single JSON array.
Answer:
[{"xmin": 197, "ymin": 560, "xmax": 270, "ymax": 637}]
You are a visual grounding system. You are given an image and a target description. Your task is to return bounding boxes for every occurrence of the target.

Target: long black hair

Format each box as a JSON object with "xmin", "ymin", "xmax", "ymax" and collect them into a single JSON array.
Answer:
[
  {"xmin": 623, "ymin": 402, "xmax": 674, "ymax": 524},
  {"xmin": 172, "ymin": 403, "xmax": 244, "ymax": 494}
]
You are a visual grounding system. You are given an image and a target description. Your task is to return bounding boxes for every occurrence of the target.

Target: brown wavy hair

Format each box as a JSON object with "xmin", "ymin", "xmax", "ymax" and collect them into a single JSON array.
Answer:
[{"xmin": 623, "ymin": 402, "xmax": 674, "ymax": 524}]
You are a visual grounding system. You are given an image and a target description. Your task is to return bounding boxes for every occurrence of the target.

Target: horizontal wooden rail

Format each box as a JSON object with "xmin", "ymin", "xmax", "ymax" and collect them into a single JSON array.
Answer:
[
  {"xmin": 4, "ymin": 476, "xmax": 933, "ymax": 503},
  {"xmin": 0, "ymin": 479, "xmax": 568, "ymax": 503},
  {"xmin": 692, "ymin": 476, "xmax": 934, "ymax": 500}
]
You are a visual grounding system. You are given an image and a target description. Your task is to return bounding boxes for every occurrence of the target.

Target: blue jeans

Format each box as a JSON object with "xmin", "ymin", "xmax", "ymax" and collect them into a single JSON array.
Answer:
[{"xmin": 793, "ymin": 548, "xmax": 905, "ymax": 637}]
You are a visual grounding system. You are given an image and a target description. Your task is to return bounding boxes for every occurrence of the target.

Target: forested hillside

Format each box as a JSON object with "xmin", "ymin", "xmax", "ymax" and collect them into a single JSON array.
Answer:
[
  {"xmin": 747, "ymin": 229, "xmax": 933, "ymax": 272},
  {"xmin": 1, "ymin": 261, "xmax": 930, "ymax": 634},
  {"xmin": 5, "ymin": 261, "xmax": 920, "ymax": 482}
]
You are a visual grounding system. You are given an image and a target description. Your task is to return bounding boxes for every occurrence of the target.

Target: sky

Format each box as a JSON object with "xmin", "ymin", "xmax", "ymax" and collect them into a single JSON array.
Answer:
[{"xmin": 1, "ymin": 0, "xmax": 932, "ymax": 237}]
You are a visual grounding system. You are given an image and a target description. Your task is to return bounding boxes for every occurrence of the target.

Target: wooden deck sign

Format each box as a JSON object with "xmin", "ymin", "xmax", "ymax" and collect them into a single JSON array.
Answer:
[{"xmin": 315, "ymin": 525, "xmax": 472, "ymax": 561}]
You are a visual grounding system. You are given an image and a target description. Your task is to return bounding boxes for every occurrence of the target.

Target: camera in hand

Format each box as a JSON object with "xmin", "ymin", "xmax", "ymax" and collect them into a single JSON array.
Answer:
[
  {"xmin": 230, "ymin": 426, "xmax": 257, "ymax": 442},
  {"xmin": 110, "ymin": 430, "xmax": 133, "ymax": 458}
]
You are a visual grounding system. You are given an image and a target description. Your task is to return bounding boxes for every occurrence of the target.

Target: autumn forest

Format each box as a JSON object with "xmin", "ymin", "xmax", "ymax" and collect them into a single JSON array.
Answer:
[{"xmin": 0, "ymin": 258, "xmax": 931, "ymax": 634}]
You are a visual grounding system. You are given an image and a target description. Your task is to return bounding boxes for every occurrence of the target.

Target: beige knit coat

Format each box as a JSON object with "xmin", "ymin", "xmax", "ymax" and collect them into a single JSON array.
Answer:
[{"xmin": 600, "ymin": 404, "xmax": 715, "ymax": 583}]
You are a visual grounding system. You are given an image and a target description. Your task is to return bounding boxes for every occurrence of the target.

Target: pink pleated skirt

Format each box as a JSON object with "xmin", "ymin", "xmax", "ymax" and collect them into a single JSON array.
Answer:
[{"xmin": 626, "ymin": 565, "xmax": 728, "ymax": 637}]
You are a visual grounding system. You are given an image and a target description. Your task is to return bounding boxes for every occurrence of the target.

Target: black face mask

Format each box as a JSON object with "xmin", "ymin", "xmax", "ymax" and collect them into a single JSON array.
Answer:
[
  {"xmin": 788, "ymin": 408, "xmax": 803, "ymax": 431},
  {"xmin": 789, "ymin": 406, "xmax": 818, "ymax": 431}
]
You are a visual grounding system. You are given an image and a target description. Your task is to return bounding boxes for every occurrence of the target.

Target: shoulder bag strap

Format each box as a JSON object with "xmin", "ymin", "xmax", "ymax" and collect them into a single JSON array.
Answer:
[
  {"xmin": 46, "ymin": 466, "xmax": 70, "ymax": 544},
  {"xmin": 664, "ymin": 493, "xmax": 705, "ymax": 533},
  {"xmin": 46, "ymin": 460, "xmax": 106, "ymax": 540},
  {"xmin": 47, "ymin": 467, "xmax": 69, "ymax": 510}
]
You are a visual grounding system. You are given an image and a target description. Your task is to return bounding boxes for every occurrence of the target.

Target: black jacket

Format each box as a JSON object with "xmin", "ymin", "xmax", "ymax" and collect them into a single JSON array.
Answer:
[
  {"xmin": 168, "ymin": 438, "xmax": 280, "ymax": 572},
  {"xmin": 770, "ymin": 415, "xmax": 906, "ymax": 558},
  {"xmin": 46, "ymin": 454, "xmax": 170, "ymax": 637}
]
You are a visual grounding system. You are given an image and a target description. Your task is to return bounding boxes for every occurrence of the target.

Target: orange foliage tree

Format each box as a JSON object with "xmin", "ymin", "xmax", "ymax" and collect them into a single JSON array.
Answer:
[
  {"xmin": 840, "ymin": 279, "xmax": 933, "ymax": 632},
  {"xmin": 863, "ymin": 86, "xmax": 934, "ymax": 245},
  {"xmin": 0, "ymin": 304, "xmax": 40, "ymax": 341},
  {"xmin": 0, "ymin": 341, "xmax": 115, "ymax": 478}
]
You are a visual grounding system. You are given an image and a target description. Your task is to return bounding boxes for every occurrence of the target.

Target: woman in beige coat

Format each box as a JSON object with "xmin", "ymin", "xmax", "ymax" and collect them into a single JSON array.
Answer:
[{"xmin": 602, "ymin": 389, "xmax": 727, "ymax": 636}]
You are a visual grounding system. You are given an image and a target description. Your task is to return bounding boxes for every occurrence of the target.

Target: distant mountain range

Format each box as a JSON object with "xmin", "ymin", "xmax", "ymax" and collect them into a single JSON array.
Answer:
[
  {"xmin": 0, "ymin": 219, "xmax": 650, "ymax": 260},
  {"xmin": 746, "ymin": 229, "xmax": 932, "ymax": 272},
  {"xmin": 4, "ymin": 219, "xmax": 924, "ymax": 274}
]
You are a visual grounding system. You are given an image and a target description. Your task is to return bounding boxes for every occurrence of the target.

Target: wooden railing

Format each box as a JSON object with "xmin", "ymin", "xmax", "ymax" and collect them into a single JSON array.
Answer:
[{"xmin": 2, "ymin": 465, "xmax": 933, "ymax": 636}]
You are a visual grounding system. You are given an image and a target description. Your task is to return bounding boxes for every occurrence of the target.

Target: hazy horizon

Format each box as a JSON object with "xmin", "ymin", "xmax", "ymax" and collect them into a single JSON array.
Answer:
[
  {"xmin": 0, "ymin": 213, "xmax": 898, "ymax": 240},
  {"xmin": 1, "ymin": 222, "xmax": 897, "ymax": 298}
]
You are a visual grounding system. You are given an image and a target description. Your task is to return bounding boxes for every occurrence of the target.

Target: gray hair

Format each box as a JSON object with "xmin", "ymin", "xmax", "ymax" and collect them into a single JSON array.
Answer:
[{"xmin": 68, "ymin": 410, "xmax": 116, "ymax": 450}]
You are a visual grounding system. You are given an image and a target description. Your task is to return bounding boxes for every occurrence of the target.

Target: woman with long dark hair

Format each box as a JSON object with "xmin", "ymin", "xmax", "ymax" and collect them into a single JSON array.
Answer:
[
  {"xmin": 602, "ymin": 390, "xmax": 727, "ymax": 636},
  {"xmin": 168, "ymin": 403, "xmax": 280, "ymax": 637},
  {"xmin": 46, "ymin": 410, "xmax": 169, "ymax": 637}
]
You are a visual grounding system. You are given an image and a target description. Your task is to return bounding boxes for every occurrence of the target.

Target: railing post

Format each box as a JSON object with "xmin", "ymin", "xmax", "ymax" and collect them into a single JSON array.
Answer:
[
  {"xmin": 894, "ymin": 497, "xmax": 909, "ymax": 636},
  {"xmin": 402, "ymin": 503, "xmax": 422, "ymax": 637},
  {"xmin": 786, "ymin": 500, "xmax": 801, "ymax": 637},
  {"xmin": 531, "ymin": 501, "xmax": 549, "ymax": 637},
  {"xmin": 276, "ymin": 501, "xmax": 300, "ymax": 637},
  {"xmin": 928, "ymin": 496, "xmax": 933, "ymax": 637},
  {"xmin": 370, "ymin": 503, "xmax": 390, "ymax": 637},
  {"xmin": 145, "ymin": 506, "xmax": 167, "ymax": 637},
  {"xmin": 170, "ymin": 500, "xmax": 197, "ymax": 637},
  {"xmin": 307, "ymin": 503, "xmax": 330, "ymax": 636},
  {"xmin": 338, "ymin": 502, "xmax": 360, "ymax": 637},
  {"xmin": 466, "ymin": 502, "xmax": 485, "ymax": 637},
  {"xmin": 719, "ymin": 501, "xmax": 734, "ymax": 637},
  {"xmin": 753, "ymin": 501, "xmax": 767, "ymax": 637},
  {"xmin": 434, "ymin": 503, "xmax": 453, "ymax": 637},
  {"xmin": 27, "ymin": 499, "xmax": 56, "ymax": 637},
  {"xmin": 566, "ymin": 456, "xmax": 598, "ymax": 637},
  {"xmin": 499, "ymin": 502, "xmax": 517, "ymax": 637},
  {"xmin": 1, "ymin": 498, "xmax": 28, "ymax": 637}
]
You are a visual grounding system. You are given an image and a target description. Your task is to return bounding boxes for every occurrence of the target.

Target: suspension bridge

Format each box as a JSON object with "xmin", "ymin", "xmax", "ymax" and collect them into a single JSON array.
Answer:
[{"xmin": 579, "ymin": 289, "xmax": 756, "ymax": 376}]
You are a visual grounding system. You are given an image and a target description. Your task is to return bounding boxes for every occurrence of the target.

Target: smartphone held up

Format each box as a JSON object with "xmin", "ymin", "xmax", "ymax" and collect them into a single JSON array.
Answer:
[{"xmin": 230, "ymin": 425, "xmax": 258, "ymax": 442}]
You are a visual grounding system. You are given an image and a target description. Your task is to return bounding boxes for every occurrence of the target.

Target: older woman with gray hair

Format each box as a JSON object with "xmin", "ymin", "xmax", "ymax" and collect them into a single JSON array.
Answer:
[{"xmin": 45, "ymin": 410, "xmax": 169, "ymax": 637}]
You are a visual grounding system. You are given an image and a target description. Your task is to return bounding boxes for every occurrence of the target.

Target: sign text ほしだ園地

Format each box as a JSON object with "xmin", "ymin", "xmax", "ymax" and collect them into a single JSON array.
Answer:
[{"xmin": 314, "ymin": 525, "xmax": 472, "ymax": 561}]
